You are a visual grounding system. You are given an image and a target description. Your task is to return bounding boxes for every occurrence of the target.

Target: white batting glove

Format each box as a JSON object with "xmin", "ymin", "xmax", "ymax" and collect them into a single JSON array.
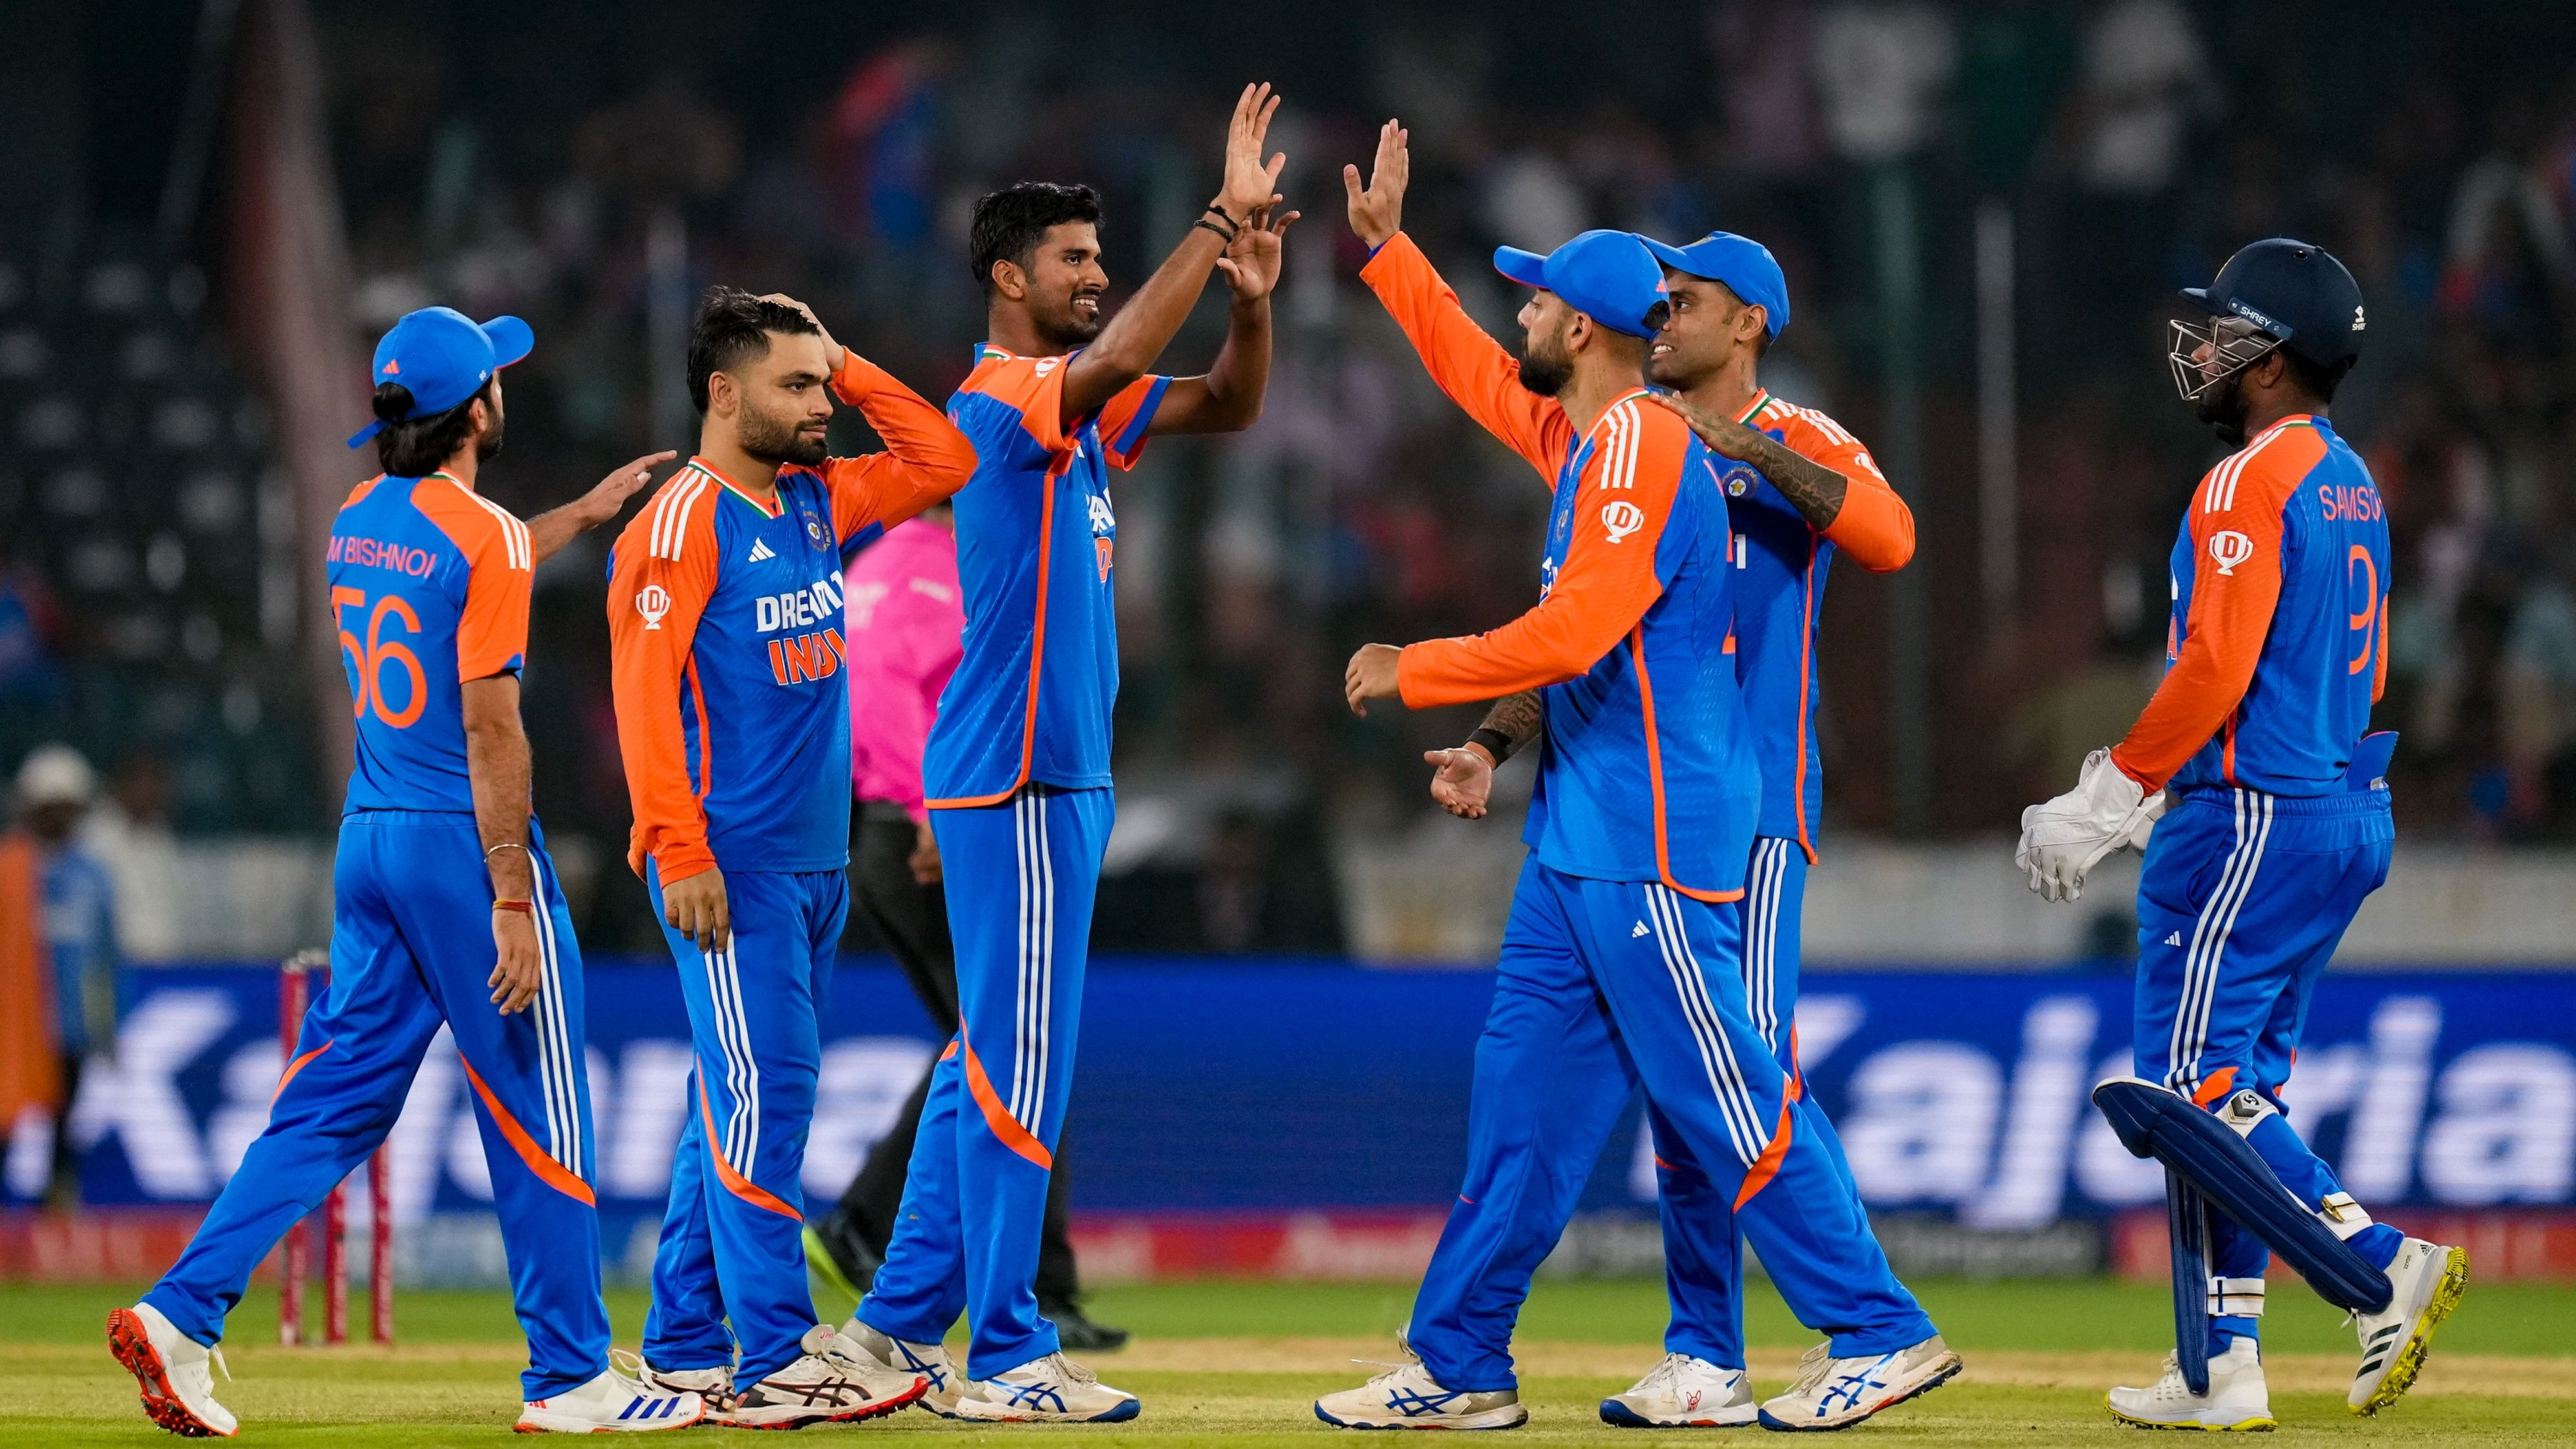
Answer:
[{"xmin": 2015, "ymin": 748, "xmax": 2169, "ymax": 903}]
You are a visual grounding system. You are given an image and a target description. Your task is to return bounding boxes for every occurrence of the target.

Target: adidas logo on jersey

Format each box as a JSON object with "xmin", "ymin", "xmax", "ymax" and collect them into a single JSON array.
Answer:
[
  {"xmin": 747, "ymin": 538, "xmax": 777, "ymax": 563},
  {"xmin": 2166, "ymin": 931, "xmax": 2184, "ymax": 946},
  {"xmin": 1632, "ymin": 921, "xmax": 1649, "ymax": 938}
]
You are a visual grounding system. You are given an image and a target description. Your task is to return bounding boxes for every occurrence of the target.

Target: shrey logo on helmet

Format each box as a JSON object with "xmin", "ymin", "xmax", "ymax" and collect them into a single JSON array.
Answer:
[
  {"xmin": 635, "ymin": 583, "xmax": 672, "ymax": 631},
  {"xmin": 2208, "ymin": 530, "xmax": 2257, "ymax": 576},
  {"xmin": 1601, "ymin": 500, "xmax": 1646, "ymax": 543}
]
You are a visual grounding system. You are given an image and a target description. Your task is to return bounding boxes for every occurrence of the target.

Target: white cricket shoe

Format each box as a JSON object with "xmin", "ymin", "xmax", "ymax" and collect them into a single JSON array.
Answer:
[
  {"xmin": 1599, "ymin": 1352, "xmax": 1757, "ymax": 1428},
  {"xmin": 516, "ymin": 1366, "xmax": 705, "ymax": 1433},
  {"xmin": 2107, "ymin": 1337, "xmax": 2273, "ymax": 1431},
  {"xmin": 955, "ymin": 1351, "xmax": 1141, "ymax": 1423},
  {"xmin": 613, "ymin": 1348, "xmax": 732, "ymax": 1413},
  {"xmin": 107, "ymin": 1303, "xmax": 236, "ymax": 1438},
  {"xmin": 1757, "ymin": 1335, "xmax": 1961, "ymax": 1432},
  {"xmin": 1314, "ymin": 1347, "xmax": 1526, "ymax": 1431},
  {"xmin": 721, "ymin": 1324, "xmax": 926, "ymax": 1428},
  {"xmin": 837, "ymin": 1317, "xmax": 965, "ymax": 1417},
  {"xmin": 2348, "ymin": 1237, "xmax": 2469, "ymax": 1415}
]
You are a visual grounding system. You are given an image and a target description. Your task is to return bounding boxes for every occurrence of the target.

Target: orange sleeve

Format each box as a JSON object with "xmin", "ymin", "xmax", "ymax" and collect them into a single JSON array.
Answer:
[
  {"xmin": 1774, "ymin": 407, "xmax": 1913, "ymax": 573},
  {"xmin": 2111, "ymin": 428, "xmax": 2328, "ymax": 791},
  {"xmin": 964, "ymin": 351, "xmax": 1074, "ymax": 454},
  {"xmin": 608, "ymin": 483, "xmax": 721, "ymax": 882},
  {"xmin": 1398, "ymin": 399, "xmax": 1688, "ymax": 704},
  {"xmin": 1092, "ymin": 374, "xmax": 1173, "ymax": 470},
  {"xmin": 1359, "ymin": 231, "xmax": 1573, "ymax": 481},
  {"xmin": 822, "ymin": 350, "xmax": 980, "ymax": 540},
  {"xmin": 414, "ymin": 481, "xmax": 533, "ymax": 679}
]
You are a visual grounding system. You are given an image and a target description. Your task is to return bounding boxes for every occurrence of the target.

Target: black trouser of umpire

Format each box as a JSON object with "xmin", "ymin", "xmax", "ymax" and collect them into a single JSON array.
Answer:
[{"xmin": 840, "ymin": 803, "xmax": 1082, "ymax": 1306}]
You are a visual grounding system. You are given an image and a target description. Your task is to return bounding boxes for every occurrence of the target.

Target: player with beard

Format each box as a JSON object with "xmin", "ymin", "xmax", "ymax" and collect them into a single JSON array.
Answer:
[
  {"xmin": 610, "ymin": 288, "xmax": 976, "ymax": 1428},
  {"xmin": 835, "ymin": 84, "xmax": 1292, "ymax": 1423},
  {"xmin": 2017, "ymin": 240, "xmax": 2464, "ymax": 1429}
]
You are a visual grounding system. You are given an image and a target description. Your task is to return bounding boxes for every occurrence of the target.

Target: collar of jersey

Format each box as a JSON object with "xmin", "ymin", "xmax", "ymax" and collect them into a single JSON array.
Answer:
[
  {"xmin": 421, "ymin": 469, "xmax": 473, "ymax": 494},
  {"xmin": 1734, "ymin": 389, "xmax": 1773, "ymax": 426},
  {"xmin": 686, "ymin": 456, "xmax": 785, "ymax": 518},
  {"xmin": 1581, "ymin": 388, "xmax": 1654, "ymax": 447}
]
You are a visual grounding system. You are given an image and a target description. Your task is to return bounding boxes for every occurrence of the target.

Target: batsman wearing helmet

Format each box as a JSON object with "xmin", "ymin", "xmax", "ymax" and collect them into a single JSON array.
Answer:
[{"xmin": 2017, "ymin": 239, "xmax": 2466, "ymax": 1430}]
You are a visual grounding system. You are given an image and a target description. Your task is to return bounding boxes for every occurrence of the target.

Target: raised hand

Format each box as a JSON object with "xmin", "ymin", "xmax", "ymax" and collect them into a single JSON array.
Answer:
[
  {"xmin": 759, "ymin": 291, "xmax": 846, "ymax": 370},
  {"xmin": 1215, "ymin": 203, "xmax": 1301, "ymax": 301},
  {"xmin": 1218, "ymin": 82, "xmax": 1286, "ymax": 221},
  {"xmin": 1342, "ymin": 118, "xmax": 1409, "ymax": 250}
]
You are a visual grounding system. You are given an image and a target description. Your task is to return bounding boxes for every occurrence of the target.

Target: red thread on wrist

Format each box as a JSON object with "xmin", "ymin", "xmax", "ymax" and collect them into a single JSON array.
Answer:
[{"xmin": 493, "ymin": 899, "xmax": 536, "ymax": 915}]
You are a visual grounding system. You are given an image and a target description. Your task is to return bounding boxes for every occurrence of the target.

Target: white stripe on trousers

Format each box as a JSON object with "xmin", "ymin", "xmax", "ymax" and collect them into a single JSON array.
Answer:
[
  {"xmin": 1009, "ymin": 790, "xmax": 1056, "ymax": 1134},
  {"xmin": 1643, "ymin": 884, "xmax": 1771, "ymax": 1169},
  {"xmin": 1741, "ymin": 840, "xmax": 1792, "ymax": 1053},
  {"xmin": 528, "ymin": 851, "xmax": 581, "ymax": 1170},
  {"xmin": 701, "ymin": 943, "xmax": 759, "ymax": 1174},
  {"xmin": 2168, "ymin": 790, "xmax": 2273, "ymax": 1094}
]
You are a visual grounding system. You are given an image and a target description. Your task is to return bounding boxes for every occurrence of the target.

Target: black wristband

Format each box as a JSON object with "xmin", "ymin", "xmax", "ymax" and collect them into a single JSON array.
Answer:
[
  {"xmin": 1467, "ymin": 727, "xmax": 1515, "ymax": 765},
  {"xmin": 1193, "ymin": 217, "xmax": 1237, "ymax": 246},
  {"xmin": 1202, "ymin": 202, "xmax": 1242, "ymax": 232}
]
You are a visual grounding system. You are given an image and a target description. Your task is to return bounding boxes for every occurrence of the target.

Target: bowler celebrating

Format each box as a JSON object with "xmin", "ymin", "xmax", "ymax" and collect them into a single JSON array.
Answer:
[
  {"xmin": 111, "ymin": 307, "xmax": 692, "ymax": 1436},
  {"xmin": 2017, "ymin": 239, "xmax": 2466, "ymax": 1428},
  {"xmin": 839, "ymin": 83, "xmax": 1292, "ymax": 1423},
  {"xmin": 611, "ymin": 290, "xmax": 975, "ymax": 1428}
]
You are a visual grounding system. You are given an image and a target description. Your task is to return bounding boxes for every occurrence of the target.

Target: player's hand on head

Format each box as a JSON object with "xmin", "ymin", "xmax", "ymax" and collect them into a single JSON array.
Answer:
[
  {"xmin": 663, "ymin": 865, "xmax": 732, "ymax": 953},
  {"xmin": 488, "ymin": 908, "xmax": 543, "ymax": 1014},
  {"xmin": 1342, "ymin": 118, "xmax": 1409, "ymax": 250},
  {"xmin": 1217, "ymin": 82, "xmax": 1286, "ymax": 221},
  {"xmin": 1425, "ymin": 746, "xmax": 1495, "ymax": 820},
  {"xmin": 1214, "ymin": 204, "xmax": 1301, "ymax": 300},
  {"xmin": 1343, "ymin": 642, "xmax": 1404, "ymax": 716},
  {"xmin": 759, "ymin": 292, "xmax": 846, "ymax": 370}
]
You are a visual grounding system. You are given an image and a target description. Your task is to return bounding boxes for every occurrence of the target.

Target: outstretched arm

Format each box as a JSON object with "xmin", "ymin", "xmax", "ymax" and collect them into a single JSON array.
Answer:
[
  {"xmin": 1349, "ymin": 120, "xmax": 1568, "ymax": 478},
  {"xmin": 526, "ymin": 451, "xmax": 679, "ymax": 567},
  {"xmin": 1062, "ymin": 83, "xmax": 1286, "ymax": 425},
  {"xmin": 1149, "ymin": 204, "xmax": 1299, "ymax": 434}
]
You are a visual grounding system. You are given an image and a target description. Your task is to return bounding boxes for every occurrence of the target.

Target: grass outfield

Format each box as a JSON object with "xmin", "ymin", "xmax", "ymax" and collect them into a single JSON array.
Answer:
[{"xmin": 6, "ymin": 1276, "xmax": 2571, "ymax": 1445}]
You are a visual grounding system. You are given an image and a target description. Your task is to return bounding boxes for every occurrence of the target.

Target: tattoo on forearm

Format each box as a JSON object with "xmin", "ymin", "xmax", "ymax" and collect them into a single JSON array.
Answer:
[
  {"xmin": 1482, "ymin": 690, "xmax": 1544, "ymax": 752},
  {"xmin": 1729, "ymin": 428, "xmax": 1847, "ymax": 531}
]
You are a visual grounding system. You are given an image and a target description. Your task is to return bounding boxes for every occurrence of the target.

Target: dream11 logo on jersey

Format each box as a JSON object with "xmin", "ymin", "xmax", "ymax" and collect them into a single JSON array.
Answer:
[{"xmin": 2208, "ymin": 529, "xmax": 2257, "ymax": 576}]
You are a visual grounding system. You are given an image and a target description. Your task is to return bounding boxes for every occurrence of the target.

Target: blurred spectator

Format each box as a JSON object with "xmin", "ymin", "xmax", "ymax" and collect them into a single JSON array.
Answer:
[
  {"xmin": 80, "ymin": 753, "xmax": 182, "ymax": 961},
  {"xmin": 2068, "ymin": 0, "xmax": 2215, "ymax": 196},
  {"xmin": 1811, "ymin": 1, "xmax": 1957, "ymax": 163},
  {"xmin": 0, "ymin": 745, "xmax": 122, "ymax": 1205}
]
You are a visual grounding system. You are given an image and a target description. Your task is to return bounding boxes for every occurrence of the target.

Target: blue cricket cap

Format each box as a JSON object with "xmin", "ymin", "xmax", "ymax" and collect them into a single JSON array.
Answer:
[
  {"xmin": 1639, "ymin": 231, "xmax": 1789, "ymax": 339},
  {"xmin": 346, "ymin": 306, "xmax": 534, "ymax": 448},
  {"xmin": 1492, "ymin": 229, "xmax": 1670, "ymax": 339}
]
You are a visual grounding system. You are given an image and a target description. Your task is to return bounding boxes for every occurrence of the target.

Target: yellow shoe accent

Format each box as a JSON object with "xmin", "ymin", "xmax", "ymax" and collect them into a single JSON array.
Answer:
[
  {"xmin": 2105, "ymin": 1396, "xmax": 2276, "ymax": 1432},
  {"xmin": 2354, "ymin": 1244, "xmax": 2469, "ymax": 1416}
]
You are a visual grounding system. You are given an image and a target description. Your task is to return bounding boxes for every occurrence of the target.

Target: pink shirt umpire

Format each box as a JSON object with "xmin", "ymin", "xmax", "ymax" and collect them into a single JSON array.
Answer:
[{"xmin": 844, "ymin": 516, "xmax": 964, "ymax": 822}]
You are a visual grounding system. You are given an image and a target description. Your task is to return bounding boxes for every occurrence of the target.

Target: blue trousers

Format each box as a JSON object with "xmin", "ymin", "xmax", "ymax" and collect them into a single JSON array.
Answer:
[
  {"xmin": 861, "ymin": 785, "xmax": 1111, "ymax": 1380},
  {"xmin": 2134, "ymin": 786, "xmax": 2403, "ymax": 1350},
  {"xmin": 145, "ymin": 811, "xmax": 606, "ymax": 1399},
  {"xmin": 1645, "ymin": 837, "xmax": 1861, "ymax": 1368},
  {"xmin": 641, "ymin": 862, "xmax": 849, "ymax": 1380},
  {"xmin": 1406, "ymin": 856, "xmax": 1932, "ymax": 1391}
]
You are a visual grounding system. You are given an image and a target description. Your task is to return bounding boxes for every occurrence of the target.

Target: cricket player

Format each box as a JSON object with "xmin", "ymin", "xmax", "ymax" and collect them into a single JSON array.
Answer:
[
  {"xmin": 611, "ymin": 289, "xmax": 975, "ymax": 1427},
  {"xmin": 1422, "ymin": 229, "xmax": 1917, "ymax": 1426},
  {"xmin": 2017, "ymin": 238, "xmax": 2466, "ymax": 1428},
  {"xmin": 835, "ymin": 83, "xmax": 1292, "ymax": 1423},
  {"xmin": 109, "ymin": 306, "xmax": 696, "ymax": 1435},
  {"xmin": 1317, "ymin": 122, "xmax": 1955, "ymax": 1433}
]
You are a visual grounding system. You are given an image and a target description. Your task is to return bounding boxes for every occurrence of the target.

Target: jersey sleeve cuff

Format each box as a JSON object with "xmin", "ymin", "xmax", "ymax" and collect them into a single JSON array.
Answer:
[
  {"xmin": 650, "ymin": 842, "xmax": 719, "ymax": 885},
  {"xmin": 2107, "ymin": 748, "xmax": 2164, "ymax": 795},
  {"xmin": 829, "ymin": 350, "xmax": 891, "ymax": 403}
]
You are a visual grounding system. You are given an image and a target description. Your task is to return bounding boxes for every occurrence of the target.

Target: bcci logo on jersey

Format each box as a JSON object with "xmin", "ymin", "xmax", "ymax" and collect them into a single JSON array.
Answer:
[{"xmin": 635, "ymin": 584, "xmax": 672, "ymax": 630}]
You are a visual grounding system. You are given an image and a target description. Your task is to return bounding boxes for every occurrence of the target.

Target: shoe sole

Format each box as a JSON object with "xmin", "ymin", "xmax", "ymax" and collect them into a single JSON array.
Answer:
[
  {"xmin": 512, "ymin": 1404, "xmax": 710, "ymax": 1434},
  {"xmin": 2352, "ymin": 1245, "xmax": 2469, "ymax": 1417},
  {"xmin": 955, "ymin": 1395, "xmax": 1142, "ymax": 1424},
  {"xmin": 106, "ymin": 1308, "xmax": 231, "ymax": 1439},
  {"xmin": 1756, "ymin": 1353, "xmax": 1963, "ymax": 1432},
  {"xmin": 1599, "ymin": 1397, "xmax": 1758, "ymax": 1428},
  {"xmin": 1314, "ymin": 1402, "xmax": 1529, "ymax": 1430},
  {"xmin": 2105, "ymin": 1397, "xmax": 2275, "ymax": 1432},
  {"xmin": 719, "ymin": 1378, "xmax": 927, "ymax": 1431}
]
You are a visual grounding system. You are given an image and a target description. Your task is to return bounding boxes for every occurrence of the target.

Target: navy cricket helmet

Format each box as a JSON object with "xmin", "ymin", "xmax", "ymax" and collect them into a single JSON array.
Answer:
[{"xmin": 2169, "ymin": 238, "xmax": 2365, "ymax": 405}]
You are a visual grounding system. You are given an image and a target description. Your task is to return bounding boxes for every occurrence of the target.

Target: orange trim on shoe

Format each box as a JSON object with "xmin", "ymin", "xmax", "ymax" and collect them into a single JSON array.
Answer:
[
  {"xmin": 1733, "ymin": 1097, "xmax": 1797, "ymax": 1211},
  {"xmin": 1628, "ymin": 628, "xmax": 1745, "ymax": 904},
  {"xmin": 957, "ymin": 1019, "xmax": 1053, "ymax": 1169},
  {"xmin": 695, "ymin": 1077, "xmax": 800, "ymax": 1220},
  {"xmin": 272, "ymin": 1039, "xmax": 333, "ymax": 1103},
  {"xmin": 460, "ymin": 1055, "xmax": 597, "ymax": 1206}
]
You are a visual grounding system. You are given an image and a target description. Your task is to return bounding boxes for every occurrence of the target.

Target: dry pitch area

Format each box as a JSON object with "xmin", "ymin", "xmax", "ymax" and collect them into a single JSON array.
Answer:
[{"xmin": 7, "ymin": 1277, "xmax": 2572, "ymax": 1446}]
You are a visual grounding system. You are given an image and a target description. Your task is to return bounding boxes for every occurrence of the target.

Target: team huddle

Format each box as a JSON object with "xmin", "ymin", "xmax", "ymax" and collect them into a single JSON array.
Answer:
[{"xmin": 103, "ymin": 83, "xmax": 2464, "ymax": 1437}]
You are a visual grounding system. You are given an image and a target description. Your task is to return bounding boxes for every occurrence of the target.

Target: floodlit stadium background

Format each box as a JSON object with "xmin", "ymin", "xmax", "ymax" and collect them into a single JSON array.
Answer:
[{"xmin": 4, "ymin": 0, "xmax": 2575, "ymax": 1287}]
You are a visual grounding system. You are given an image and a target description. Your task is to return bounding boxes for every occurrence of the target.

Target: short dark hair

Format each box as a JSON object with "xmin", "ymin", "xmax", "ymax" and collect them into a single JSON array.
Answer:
[
  {"xmin": 687, "ymin": 286, "xmax": 821, "ymax": 413},
  {"xmin": 2281, "ymin": 348, "xmax": 2358, "ymax": 405},
  {"xmin": 372, "ymin": 379, "xmax": 489, "ymax": 478},
  {"xmin": 969, "ymin": 182, "xmax": 1103, "ymax": 294}
]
